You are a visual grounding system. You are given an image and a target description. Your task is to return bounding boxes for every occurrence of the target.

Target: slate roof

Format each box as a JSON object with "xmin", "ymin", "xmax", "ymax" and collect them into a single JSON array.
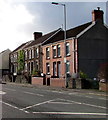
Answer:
[
  {"xmin": 66, "ymin": 22, "xmax": 92, "ymax": 38},
  {"xmin": 10, "ymin": 40, "xmax": 33, "ymax": 54},
  {"xmin": 24, "ymin": 28, "xmax": 63, "ymax": 48},
  {"xmin": 11, "ymin": 22, "xmax": 92, "ymax": 53}
]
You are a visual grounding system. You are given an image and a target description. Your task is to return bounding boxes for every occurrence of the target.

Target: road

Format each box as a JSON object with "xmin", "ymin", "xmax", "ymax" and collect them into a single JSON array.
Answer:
[{"xmin": 1, "ymin": 83, "xmax": 108, "ymax": 119}]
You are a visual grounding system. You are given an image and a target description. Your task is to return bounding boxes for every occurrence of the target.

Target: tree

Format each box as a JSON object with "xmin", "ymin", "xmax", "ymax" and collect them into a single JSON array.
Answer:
[{"xmin": 17, "ymin": 50, "xmax": 24, "ymax": 73}]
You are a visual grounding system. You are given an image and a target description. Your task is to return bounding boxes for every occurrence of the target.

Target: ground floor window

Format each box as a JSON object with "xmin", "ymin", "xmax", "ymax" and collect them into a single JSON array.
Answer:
[
  {"xmin": 66, "ymin": 61, "xmax": 70, "ymax": 74},
  {"xmin": 46, "ymin": 63, "xmax": 50, "ymax": 75},
  {"xmin": 57, "ymin": 61, "xmax": 61, "ymax": 77}
]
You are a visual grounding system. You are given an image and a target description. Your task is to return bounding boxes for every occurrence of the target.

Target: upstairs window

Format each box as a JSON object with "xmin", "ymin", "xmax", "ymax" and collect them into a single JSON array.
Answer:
[
  {"xmin": 29, "ymin": 49, "xmax": 31, "ymax": 59},
  {"xmin": 66, "ymin": 43, "xmax": 70, "ymax": 56},
  {"xmin": 25, "ymin": 50, "xmax": 28, "ymax": 60},
  {"xmin": 36, "ymin": 48, "xmax": 39, "ymax": 58},
  {"xmin": 32, "ymin": 49, "xmax": 34, "ymax": 58},
  {"xmin": 53, "ymin": 46, "xmax": 56, "ymax": 58},
  {"xmin": 46, "ymin": 47, "xmax": 50, "ymax": 59},
  {"xmin": 57, "ymin": 45, "xmax": 61, "ymax": 57}
]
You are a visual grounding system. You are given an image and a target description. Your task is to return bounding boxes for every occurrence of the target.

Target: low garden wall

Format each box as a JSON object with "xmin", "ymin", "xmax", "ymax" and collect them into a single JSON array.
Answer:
[
  {"xmin": 50, "ymin": 78, "xmax": 65, "ymax": 88},
  {"xmin": 99, "ymin": 82, "xmax": 108, "ymax": 91},
  {"xmin": 32, "ymin": 77, "xmax": 44, "ymax": 85}
]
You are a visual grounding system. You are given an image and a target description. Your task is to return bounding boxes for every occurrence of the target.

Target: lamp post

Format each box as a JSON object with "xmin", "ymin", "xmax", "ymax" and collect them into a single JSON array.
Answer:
[{"xmin": 52, "ymin": 2, "xmax": 67, "ymax": 87}]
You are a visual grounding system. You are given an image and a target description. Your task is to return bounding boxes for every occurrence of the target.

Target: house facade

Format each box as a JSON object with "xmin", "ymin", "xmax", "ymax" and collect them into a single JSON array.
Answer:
[
  {"xmin": 9, "ymin": 8, "xmax": 108, "ymax": 88},
  {"xmin": 41, "ymin": 8, "xmax": 108, "ymax": 88},
  {"xmin": 9, "ymin": 28, "xmax": 64, "ymax": 82}
]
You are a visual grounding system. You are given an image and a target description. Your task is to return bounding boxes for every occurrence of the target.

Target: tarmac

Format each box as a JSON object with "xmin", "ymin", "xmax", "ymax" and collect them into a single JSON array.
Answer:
[{"xmin": 4, "ymin": 82, "xmax": 108, "ymax": 97}]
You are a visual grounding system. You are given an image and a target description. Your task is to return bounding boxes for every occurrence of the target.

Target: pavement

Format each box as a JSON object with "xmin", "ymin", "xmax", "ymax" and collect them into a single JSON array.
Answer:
[{"xmin": 5, "ymin": 82, "xmax": 108, "ymax": 97}]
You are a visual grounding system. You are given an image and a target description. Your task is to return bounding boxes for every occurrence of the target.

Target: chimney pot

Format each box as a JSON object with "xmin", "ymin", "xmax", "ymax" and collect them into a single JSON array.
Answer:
[
  {"xmin": 97, "ymin": 7, "xmax": 100, "ymax": 10},
  {"xmin": 92, "ymin": 7, "xmax": 104, "ymax": 23}
]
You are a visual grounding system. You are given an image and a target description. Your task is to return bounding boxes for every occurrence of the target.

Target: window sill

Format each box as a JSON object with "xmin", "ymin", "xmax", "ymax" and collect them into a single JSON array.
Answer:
[
  {"xmin": 46, "ymin": 73, "xmax": 50, "ymax": 75},
  {"xmin": 46, "ymin": 57, "xmax": 50, "ymax": 60},
  {"xmin": 57, "ymin": 56, "xmax": 62, "ymax": 58},
  {"xmin": 66, "ymin": 54, "xmax": 71, "ymax": 57}
]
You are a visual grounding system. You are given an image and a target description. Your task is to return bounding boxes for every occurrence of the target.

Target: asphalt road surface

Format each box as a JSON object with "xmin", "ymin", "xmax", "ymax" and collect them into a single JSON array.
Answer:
[{"xmin": 1, "ymin": 83, "xmax": 108, "ymax": 120}]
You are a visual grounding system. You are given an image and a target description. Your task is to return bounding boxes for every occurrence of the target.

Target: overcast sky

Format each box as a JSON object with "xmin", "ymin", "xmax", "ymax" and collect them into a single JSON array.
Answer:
[{"xmin": 0, "ymin": 0, "xmax": 107, "ymax": 52}]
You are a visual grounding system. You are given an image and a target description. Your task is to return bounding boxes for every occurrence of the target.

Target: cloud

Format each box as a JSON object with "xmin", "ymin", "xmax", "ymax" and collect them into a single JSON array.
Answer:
[{"xmin": 0, "ymin": 0, "xmax": 38, "ymax": 52}]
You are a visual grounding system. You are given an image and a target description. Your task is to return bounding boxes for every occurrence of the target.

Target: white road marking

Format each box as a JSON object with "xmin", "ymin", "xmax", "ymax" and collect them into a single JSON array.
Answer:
[
  {"xmin": 49, "ymin": 102, "xmax": 74, "ymax": 104},
  {"xmin": 58, "ymin": 98, "xmax": 107, "ymax": 109},
  {"xmin": 4, "ymin": 88, "xmax": 16, "ymax": 91},
  {"xmin": 23, "ymin": 91, "xmax": 44, "ymax": 97},
  {"xmin": 0, "ymin": 91, "xmax": 6, "ymax": 95},
  {"xmin": 99, "ymin": 98, "xmax": 106, "ymax": 100},
  {"xmin": 32, "ymin": 111, "xmax": 108, "ymax": 116},
  {"xmin": 2, "ymin": 101, "xmax": 19, "ymax": 109},
  {"xmin": 85, "ymin": 96, "xmax": 93, "ymax": 98},
  {"xmin": 20, "ymin": 99, "xmax": 58, "ymax": 110},
  {"xmin": 58, "ymin": 98, "xmax": 82, "ymax": 105},
  {"xmin": 2, "ymin": 101, "xmax": 29, "ymax": 114},
  {"xmin": 88, "ymin": 92, "xmax": 108, "ymax": 97}
]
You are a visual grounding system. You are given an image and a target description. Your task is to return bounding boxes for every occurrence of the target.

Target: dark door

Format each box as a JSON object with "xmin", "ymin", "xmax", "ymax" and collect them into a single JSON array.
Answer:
[{"xmin": 47, "ymin": 78, "xmax": 50, "ymax": 86}]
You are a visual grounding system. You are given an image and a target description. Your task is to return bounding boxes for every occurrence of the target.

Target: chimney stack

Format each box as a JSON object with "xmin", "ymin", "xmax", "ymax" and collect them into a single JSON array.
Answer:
[
  {"xmin": 92, "ymin": 7, "xmax": 104, "ymax": 23},
  {"xmin": 33, "ymin": 32, "xmax": 42, "ymax": 40}
]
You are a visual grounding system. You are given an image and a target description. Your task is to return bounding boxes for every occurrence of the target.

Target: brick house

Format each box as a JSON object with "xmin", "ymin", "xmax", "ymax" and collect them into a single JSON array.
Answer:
[
  {"xmin": 9, "ymin": 8, "xmax": 108, "ymax": 89},
  {"xmin": 9, "ymin": 41, "xmax": 33, "ymax": 75},
  {"xmin": 41, "ymin": 8, "xmax": 108, "ymax": 88},
  {"xmin": 9, "ymin": 28, "xmax": 64, "ymax": 82}
]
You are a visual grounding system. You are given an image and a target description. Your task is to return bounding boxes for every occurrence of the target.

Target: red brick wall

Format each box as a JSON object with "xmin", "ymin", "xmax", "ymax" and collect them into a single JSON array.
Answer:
[
  {"xmin": 99, "ymin": 82, "xmax": 108, "ymax": 91},
  {"xmin": 32, "ymin": 77, "xmax": 43, "ymax": 85},
  {"xmin": 50, "ymin": 78, "xmax": 65, "ymax": 88},
  {"xmin": 42, "ymin": 39, "xmax": 75, "ymax": 77}
]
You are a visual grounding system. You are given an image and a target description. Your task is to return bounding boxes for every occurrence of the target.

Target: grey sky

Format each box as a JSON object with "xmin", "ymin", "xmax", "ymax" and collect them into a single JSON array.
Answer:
[{"xmin": 0, "ymin": 0, "xmax": 107, "ymax": 52}]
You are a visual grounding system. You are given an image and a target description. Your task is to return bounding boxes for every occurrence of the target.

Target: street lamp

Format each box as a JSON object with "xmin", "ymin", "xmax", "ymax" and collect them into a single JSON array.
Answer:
[
  {"xmin": 52, "ymin": 2, "xmax": 66, "ymax": 40},
  {"xmin": 52, "ymin": 2, "xmax": 67, "ymax": 87}
]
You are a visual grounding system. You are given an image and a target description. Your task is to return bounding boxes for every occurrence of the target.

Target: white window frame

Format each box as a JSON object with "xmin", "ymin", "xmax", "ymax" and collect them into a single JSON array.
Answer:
[
  {"xmin": 66, "ymin": 42, "xmax": 70, "ymax": 56},
  {"xmin": 53, "ymin": 46, "xmax": 57, "ymax": 58},
  {"xmin": 46, "ymin": 47, "xmax": 50, "ymax": 59}
]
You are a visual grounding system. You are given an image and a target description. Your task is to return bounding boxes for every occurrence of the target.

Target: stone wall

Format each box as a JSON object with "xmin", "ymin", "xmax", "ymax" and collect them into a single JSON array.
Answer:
[{"xmin": 99, "ymin": 82, "xmax": 108, "ymax": 91}]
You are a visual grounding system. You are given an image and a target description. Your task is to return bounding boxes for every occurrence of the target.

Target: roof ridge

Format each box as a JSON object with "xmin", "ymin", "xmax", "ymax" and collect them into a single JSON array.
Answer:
[
  {"xmin": 42, "ymin": 28, "xmax": 62, "ymax": 45},
  {"xmin": 67, "ymin": 21, "xmax": 92, "ymax": 32}
]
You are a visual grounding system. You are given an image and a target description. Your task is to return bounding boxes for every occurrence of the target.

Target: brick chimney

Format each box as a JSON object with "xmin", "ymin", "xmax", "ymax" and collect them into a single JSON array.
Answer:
[
  {"xmin": 92, "ymin": 7, "xmax": 104, "ymax": 23},
  {"xmin": 33, "ymin": 32, "xmax": 42, "ymax": 40}
]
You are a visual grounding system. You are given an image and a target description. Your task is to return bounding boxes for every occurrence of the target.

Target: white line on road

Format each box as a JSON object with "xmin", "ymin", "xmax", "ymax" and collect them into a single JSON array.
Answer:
[
  {"xmin": 4, "ymin": 88, "xmax": 16, "ymax": 91},
  {"xmin": 2, "ymin": 101, "xmax": 29, "ymax": 114},
  {"xmin": 0, "ymin": 91, "xmax": 6, "ymax": 95},
  {"xmin": 49, "ymin": 102, "xmax": 74, "ymax": 104},
  {"xmin": 2, "ymin": 101, "xmax": 19, "ymax": 109},
  {"xmin": 20, "ymin": 99, "xmax": 58, "ymax": 110},
  {"xmin": 32, "ymin": 111, "xmax": 108, "ymax": 116},
  {"xmin": 23, "ymin": 91, "xmax": 44, "ymax": 97},
  {"xmin": 58, "ymin": 98, "xmax": 107, "ymax": 109}
]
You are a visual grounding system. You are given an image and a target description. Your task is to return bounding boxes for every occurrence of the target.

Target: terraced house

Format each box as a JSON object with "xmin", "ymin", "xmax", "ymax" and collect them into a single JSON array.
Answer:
[
  {"xmin": 9, "ymin": 28, "xmax": 64, "ymax": 82},
  {"xmin": 10, "ymin": 8, "xmax": 108, "ymax": 88},
  {"xmin": 41, "ymin": 8, "xmax": 108, "ymax": 88}
]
